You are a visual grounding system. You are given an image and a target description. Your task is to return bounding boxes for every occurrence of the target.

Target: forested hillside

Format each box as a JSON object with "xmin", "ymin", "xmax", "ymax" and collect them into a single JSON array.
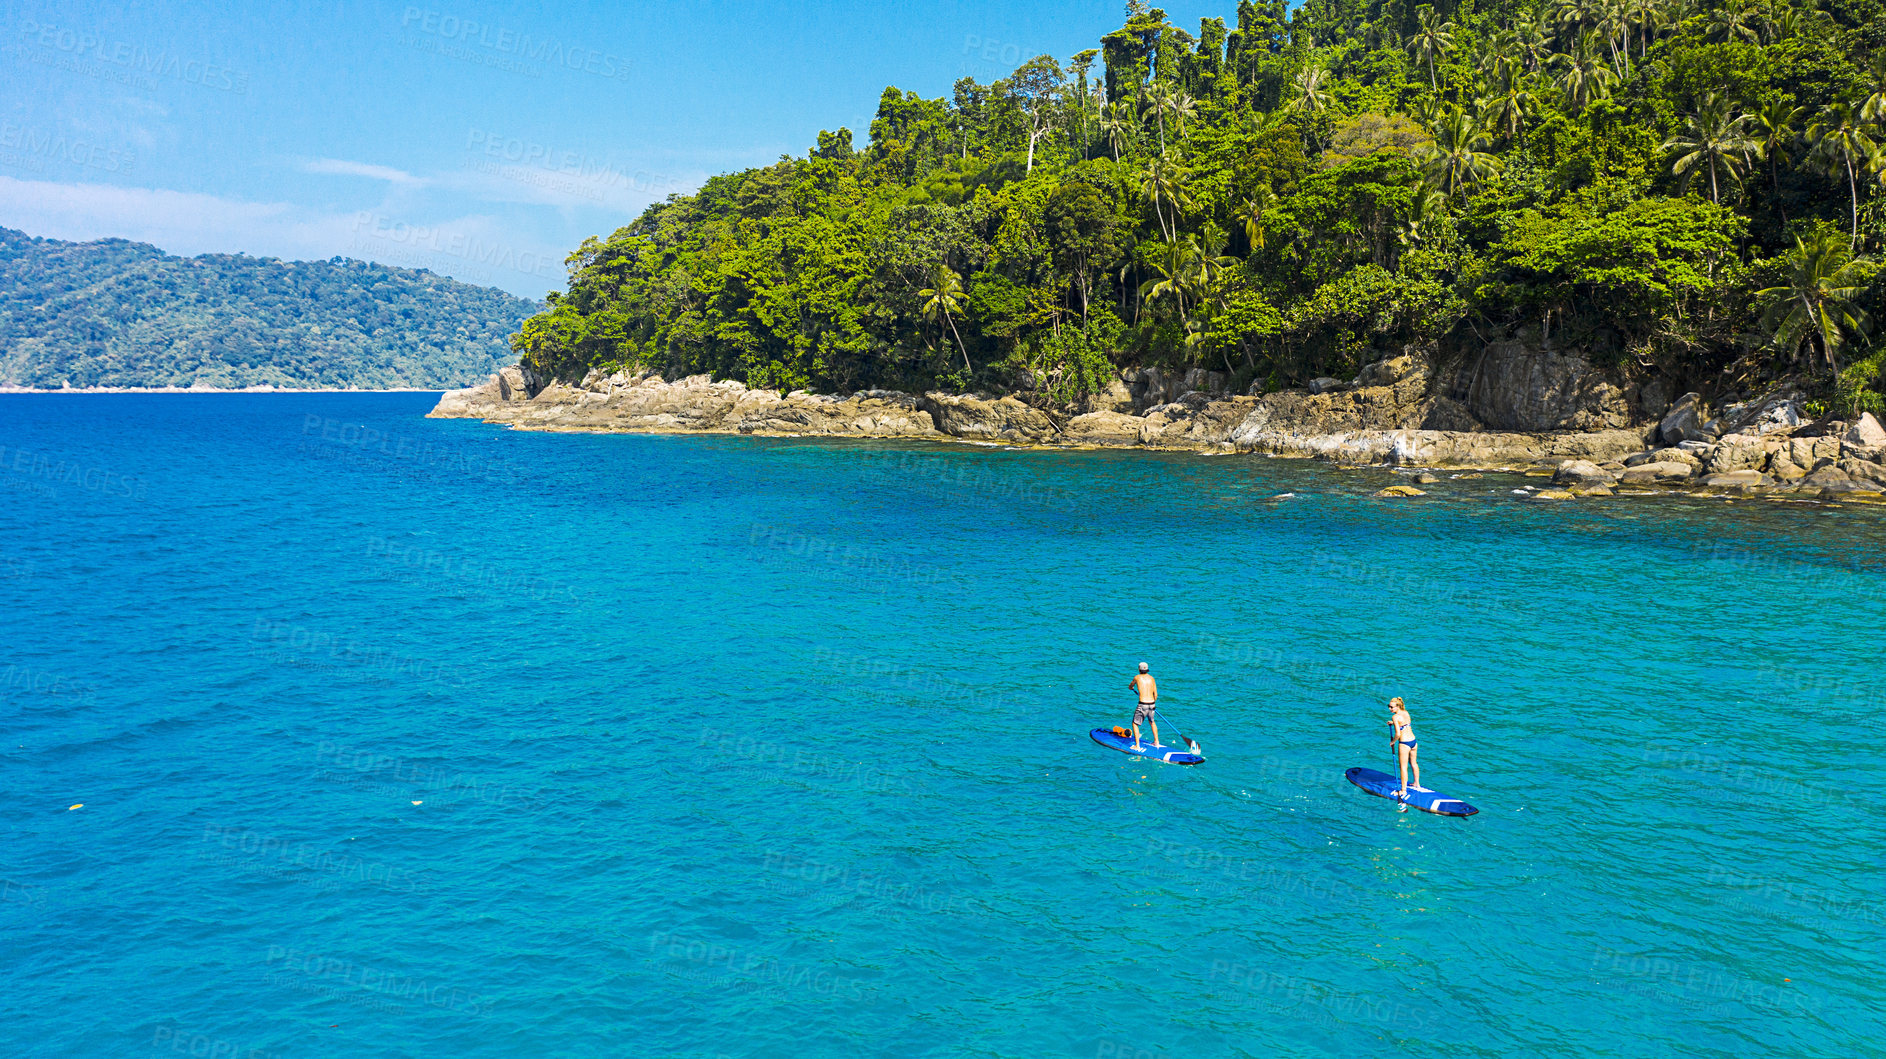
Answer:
[
  {"xmin": 517, "ymin": 0, "xmax": 1886, "ymax": 416},
  {"xmin": 0, "ymin": 228, "xmax": 541, "ymax": 389}
]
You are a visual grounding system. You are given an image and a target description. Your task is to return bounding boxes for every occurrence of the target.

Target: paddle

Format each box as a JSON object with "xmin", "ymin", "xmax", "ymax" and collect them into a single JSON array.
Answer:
[{"xmin": 1390, "ymin": 730, "xmax": 1408, "ymax": 812}]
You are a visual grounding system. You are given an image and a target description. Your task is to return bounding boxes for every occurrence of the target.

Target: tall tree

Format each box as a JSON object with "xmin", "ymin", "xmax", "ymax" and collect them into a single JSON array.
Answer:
[
  {"xmin": 1755, "ymin": 231, "xmax": 1874, "ymax": 370},
  {"xmin": 1806, "ymin": 100, "xmax": 1876, "ymax": 244},
  {"xmin": 1410, "ymin": 6, "xmax": 1456, "ymax": 89},
  {"xmin": 1002, "ymin": 56, "xmax": 1066, "ymax": 173},
  {"xmin": 918, "ymin": 263, "xmax": 971, "ymax": 373},
  {"xmin": 1417, "ymin": 109, "xmax": 1502, "ymax": 200},
  {"xmin": 1663, "ymin": 95, "xmax": 1757, "ymax": 204}
]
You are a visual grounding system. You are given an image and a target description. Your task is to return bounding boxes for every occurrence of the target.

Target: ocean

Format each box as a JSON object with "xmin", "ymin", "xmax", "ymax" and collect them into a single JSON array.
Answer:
[{"xmin": 1, "ymin": 392, "xmax": 1879, "ymax": 1058}]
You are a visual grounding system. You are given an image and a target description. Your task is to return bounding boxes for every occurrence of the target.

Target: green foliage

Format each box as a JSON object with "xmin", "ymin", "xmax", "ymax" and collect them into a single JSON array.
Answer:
[
  {"xmin": 511, "ymin": 0, "xmax": 1886, "ymax": 395},
  {"xmin": 0, "ymin": 228, "xmax": 537, "ymax": 389}
]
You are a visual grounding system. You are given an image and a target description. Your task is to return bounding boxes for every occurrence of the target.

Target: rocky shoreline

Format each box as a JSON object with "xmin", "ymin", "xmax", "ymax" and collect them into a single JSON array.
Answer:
[{"xmin": 428, "ymin": 357, "xmax": 1886, "ymax": 503}]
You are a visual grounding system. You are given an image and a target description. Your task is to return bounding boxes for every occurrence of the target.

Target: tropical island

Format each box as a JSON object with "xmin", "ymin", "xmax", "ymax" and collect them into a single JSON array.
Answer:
[
  {"xmin": 0, "ymin": 228, "xmax": 540, "ymax": 391},
  {"xmin": 437, "ymin": 0, "xmax": 1886, "ymax": 497}
]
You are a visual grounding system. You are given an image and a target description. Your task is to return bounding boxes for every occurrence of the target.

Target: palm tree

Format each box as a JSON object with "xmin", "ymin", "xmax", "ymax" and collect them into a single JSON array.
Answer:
[
  {"xmin": 1140, "ymin": 86, "xmax": 1196, "ymax": 153},
  {"xmin": 1763, "ymin": 4, "xmax": 1801, "ymax": 42},
  {"xmin": 1512, "ymin": 15, "xmax": 1552, "ymax": 72},
  {"xmin": 1806, "ymin": 100, "xmax": 1876, "ymax": 244},
  {"xmin": 1286, "ymin": 63, "xmax": 1333, "ymax": 118},
  {"xmin": 1482, "ymin": 74, "xmax": 1538, "ymax": 142},
  {"xmin": 918, "ymin": 263, "xmax": 971, "ymax": 374},
  {"xmin": 1400, "ymin": 184, "xmax": 1451, "ymax": 251},
  {"xmin": 1626, "ymin": 0, "xmax": 1664, "ymax": 60},
  {"xmin": 1139, "ymin": 154, "xmax": 1192, "ymax": 241},
  {"xmin": 1237, "ymin": 186, "xmax": 1279, "ymax": 254},
  {"xmin": 1138, "ymin": 237, "xmax": 1203, "ymax": 320},
  {"xmin": 1662, "ymin": 94, "xmax": 1756, "ymax": 204},
  {"xmin": 1595, "ymin": 0, "xmax": 1631, "ymax": 76},
  {"xmin": 1705, "ymin": 4, "xmax": 1761, "ymax": 44},
  {"xmin": 1860, "ymin": 55, "xmax": 1886, "ymax": 123},
  {"xmin": 1749, "ymin": 98, "xmax": 1804, "ymax": 204},
  {"xmin": 1099, "ymin": 102, "xmax": 1135, "ymax": 162},
  {"xmin": 1554, "ymin": 32, "xmax": 1617, "ymax": 113},
  {"xmin": 1410, "ymin": 6, "xmax": 1456, "ymax": 89},
  {"xmin": 1755, "ymin": 230, "xmax": 1873, "ymax": 370},
  {"xmin": 1417, "ymin": 109, "xmax": 1503, "ymax": 200}
]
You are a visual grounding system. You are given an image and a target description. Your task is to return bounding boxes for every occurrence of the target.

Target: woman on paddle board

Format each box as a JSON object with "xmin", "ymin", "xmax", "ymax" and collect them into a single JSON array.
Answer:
[{"xmin": 1387, "ymin": 697, "xmax": 1421, "ymax": 798}]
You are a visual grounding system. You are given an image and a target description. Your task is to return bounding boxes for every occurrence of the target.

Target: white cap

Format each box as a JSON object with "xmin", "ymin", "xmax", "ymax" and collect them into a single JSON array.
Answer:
[{"xmin": 1138, "ymin": 662, "xmax": 1149, "ymax": 672}]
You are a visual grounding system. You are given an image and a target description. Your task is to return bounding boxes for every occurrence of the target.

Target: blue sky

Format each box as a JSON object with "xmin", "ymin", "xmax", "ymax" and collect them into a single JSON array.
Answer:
[{"xmin": 1, "ymin": 1, "xmax": 1220, "ymax": 297}]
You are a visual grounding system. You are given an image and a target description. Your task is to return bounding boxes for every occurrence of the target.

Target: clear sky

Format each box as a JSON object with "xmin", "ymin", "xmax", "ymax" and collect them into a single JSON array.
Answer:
[{"xmin": 1, "ymin": 1, "xmax": 1221, "ymax": 297}]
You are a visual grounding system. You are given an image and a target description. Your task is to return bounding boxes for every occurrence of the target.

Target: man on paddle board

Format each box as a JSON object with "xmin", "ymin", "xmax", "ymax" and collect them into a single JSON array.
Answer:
[
  {"xmin": 1127, "ymin": 662, "xmax": 1162, "ymax": 749},
  {"xmin": 1386, "ymin": 696, "xmax": 1421, "ymax": 798}
]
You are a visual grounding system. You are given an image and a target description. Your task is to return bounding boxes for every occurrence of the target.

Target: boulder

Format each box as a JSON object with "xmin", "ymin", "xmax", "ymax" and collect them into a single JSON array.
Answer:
[
  {"xmin": 1412, "ymin": 472, "xmax": 1440, "ymax": 484},
  {"xmin": 1698, "ymin": 470, "xmax": 1770, "ymax": 489},
  {"xmin": 1619, "ymin": 461, "xmax": 1693, "ymax": 484},
  {"xmin": 1659, "ymin": 393, "xmax": 1717, "ymax": 445},
  {"xmin": 1571, "ymin": 484, "xmax": 1614, "ymax": 497},
  {"xmin": 1357, "ymin": 354, "xmax": 1423, "ymax": 388},
  {"xmin": 1081, "ymin": 376, "xmax": 1135, "ymax": 414},
  {"xmin": 1448, "ymin": 332, "xmax": 1634, "ymax": 430},
  {"xmin": 1375, "ymin": 485, "xmax": 1426, "ymax": 497},
  {"xmin": 1765, "ymin": 455, "xmax": 1808, "ymax": 482},
  {"xmin": 1306, "ymin": 377, "xmax": 1346, "ymax": 395},
  {"xmin": 1836, "ymin": 458, "xmax": 1886, "ymax": 485},
  {"xmin": 1554, "ymin": 459, "xmax": 1617, "ymax": 486},
  {"xmin": 496, "ymin": 365, "xmax": 537, "ymax": 402},
  {"xmin": 921, "ymin": 393, "xmax": 1059, "ymax": 443},
  {"xmin": 1532, "ymin": 488, "xmax": 1576, "ymax": 500},
  {"xmin": 1801, "ymin": 465, "xmax": 1852, "ymax": 488},
  {"xmin": 1063, "ymin": 410, "xmax": 1145, "ymax": 446},
  {"xmin": 1701, "ymin": 434, "xmax": 1772, "ymax": 474},
  {"xmin": 1846, "ymin": 412, "xmax": 1886, "ymax": 447},
  {"xmin": 1721, "ymin": 390, "xmax": 1806, "ymax": 436}
]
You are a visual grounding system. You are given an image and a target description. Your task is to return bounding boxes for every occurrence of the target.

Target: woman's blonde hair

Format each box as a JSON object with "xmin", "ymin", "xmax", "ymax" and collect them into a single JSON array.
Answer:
[{"xmin": 1390, "ymin": 697, "xmax": 1404, "ymax": 708}]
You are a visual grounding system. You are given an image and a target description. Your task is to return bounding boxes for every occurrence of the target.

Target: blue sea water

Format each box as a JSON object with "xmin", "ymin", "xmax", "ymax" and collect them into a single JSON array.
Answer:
[{"xmin": 1, "ymin": 392, "xmax": 1881, "ymax": 1059}]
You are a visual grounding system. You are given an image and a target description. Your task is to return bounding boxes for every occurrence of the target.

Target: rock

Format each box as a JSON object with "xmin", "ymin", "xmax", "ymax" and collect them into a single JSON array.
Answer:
[
  {"xmin": 921, "ymin": 393, "xmax": 1058, "ymax": 443},
  {"xmin": 1571, "ymin": 485, "xmax": 1614, "ymax": 497},
  {"xmin": 1622, "ymin": 451, "xmax": 1660, "ymax": 467},
  {"xmin": 1801, "ymin": 465, "xmax": 1852, "ymax": 488},
  {"xmin": 1698, "ymin": 470, "xmax": 1770, "ymax": 489},
  {"xmin": 1412, "ymin": 472, "xmax": 1439, "ymax": 484},
  {"xmin": 1836, "ymin": 458, "xmax": 1886, "ymax": 485},
  {"xmin": 1701, "ymin": 434, "xmax": 1771, "ymax": 474},
  {"xmin": 1766, "ymin": 455, "xmax": 1808, "ymax": 482},
  {"xmin": 1722, "ymin": 390, "xmax": 1806, "ymax": 436},
  {"xmin": 1845, "ymin": 412, "xmax": 1886, "ymax": 448},
  {"xmin": 1553, "ymin": 459, "xmax": 1617, "ymax": 486},
  {"xmin": 430, "ymin": 373, "xmax": 504, "ymax": 417},
  {"xmin": 1129, "ymin": 366, "xmax": 1225, "ymax": 409},
  {"xmin": 496, "ymin": 365, "xmax": 537, "ymax": 402},
  {"xmin": 1307, "ymin": 377, "xmax": 1346, "ymax": 395},
  {"xmin": 1375, "ymin": 485, "xmax": 1426, "ymax": 497},
  {"xmin": 1080, "ymin": 376, "xmax": 1135, "ymax": 414},
  {"xmin": 1787, "ymin": 436, "xmax": 1841, "ymax": 469},
  {"xmin": 1063, "ymin": 410, "xmax": 1146, "ymax": 446},
  {"xmin": 1451, "ymin": 335, "xmax": 1633, "ymax": 430},
  {"xmin": 1619, "ymin": 461, "xmax": 1694, "ymax": 484},
  {"xmin": 1357, "ymin": 354, "xmax": 1422, "ymax": 387},
  {"xmin": 1532, "ymin": 489, "xmax": 1576, "ymax": 500},
  {"xmin": 1659, "ymin": 393, "xmax": 1717, "ymax": 445}
]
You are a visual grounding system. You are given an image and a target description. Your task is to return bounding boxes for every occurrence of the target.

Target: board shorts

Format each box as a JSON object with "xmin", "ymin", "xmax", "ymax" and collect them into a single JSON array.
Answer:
[{"xmin": 1133, "ymin": 702, "xmax": 1156, "ymax": 726}]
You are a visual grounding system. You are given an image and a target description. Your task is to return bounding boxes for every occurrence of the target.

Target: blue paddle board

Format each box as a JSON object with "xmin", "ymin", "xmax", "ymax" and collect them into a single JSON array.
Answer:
[
  {"xmin": 1090, "ymin": 728, "xmax": 1203, "ymax": 765},
  {"xmin": 1345, "ymin": 767, "xmax": 1478, "ymax": 817}
]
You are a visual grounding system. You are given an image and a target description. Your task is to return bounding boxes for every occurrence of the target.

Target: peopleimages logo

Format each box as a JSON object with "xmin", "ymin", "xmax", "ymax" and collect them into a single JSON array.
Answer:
[
  {"xmin": 399, "ymin": 8, "xmax": 633, "ymax": 80},
  {"xmin": 18, "ymin": 20, "xmax": 250, "ymax": 93}
]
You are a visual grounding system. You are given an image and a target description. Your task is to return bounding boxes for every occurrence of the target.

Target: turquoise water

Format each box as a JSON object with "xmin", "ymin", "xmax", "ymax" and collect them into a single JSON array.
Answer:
[{"xmin": 2, "ymin": 393, "xmax": 1879, "ymax": 1058}]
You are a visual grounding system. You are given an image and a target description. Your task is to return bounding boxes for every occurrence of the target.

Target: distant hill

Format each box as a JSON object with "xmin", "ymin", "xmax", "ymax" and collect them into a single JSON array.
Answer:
[{"xmin": 0, "ymin": 228, "xmax": 541, "ymax": 389}]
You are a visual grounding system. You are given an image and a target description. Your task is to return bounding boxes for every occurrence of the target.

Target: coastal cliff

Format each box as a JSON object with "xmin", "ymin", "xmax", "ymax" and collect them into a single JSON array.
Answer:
[{"xmin": 427, "ymin": 350, "xmax": 1886, "ymax": 501}]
